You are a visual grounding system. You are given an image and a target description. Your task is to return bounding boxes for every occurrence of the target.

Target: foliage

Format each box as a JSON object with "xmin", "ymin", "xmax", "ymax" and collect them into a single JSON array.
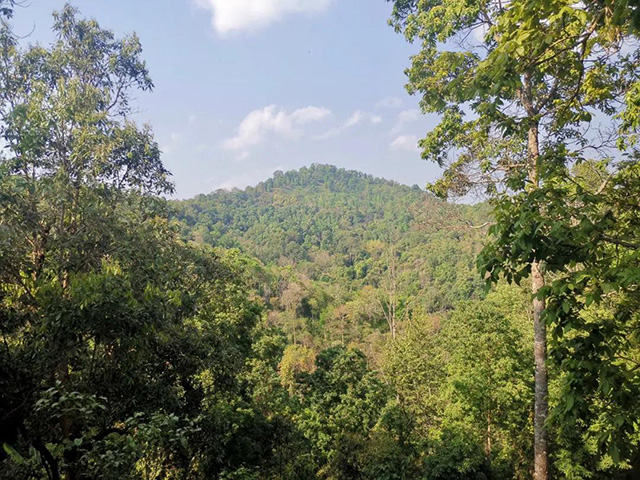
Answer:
[
  {"xmin": 385, "ymin": 285, "xmax": 534, "ymax": 479},
  {"xmin": 0, "ymin": 6, "xmax": 263, "ymax": 479},
  {"xmin": 2, "ymin": 2, "xmax": 640, "ymax": 479},
  {"xmin": 173, "ymin": 164, "xmax": 488, "ymax": 350},
  {"xmin": 480, "ymin": 159, "xmax": 640, "ymax": 468},
  {"xmin": 389, "ymin": 0, "xmax": 640, "ymax": 476}
]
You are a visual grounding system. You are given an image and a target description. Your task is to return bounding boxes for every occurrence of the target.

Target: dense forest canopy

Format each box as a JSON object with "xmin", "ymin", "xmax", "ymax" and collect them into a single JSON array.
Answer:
[
  {"xmin": 0, "ymin": 2, "xmax": 640, "ymax": 480},
  {"xmin": 173, "ymin": 164, "xmax": 488, "ymax": 328}
]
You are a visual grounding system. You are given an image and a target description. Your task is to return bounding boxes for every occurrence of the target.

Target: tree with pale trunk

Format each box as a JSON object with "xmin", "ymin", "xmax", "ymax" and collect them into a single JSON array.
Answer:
[{"xmin": 388, "ymin": 1, "xmax": 640, "ymax": 478}]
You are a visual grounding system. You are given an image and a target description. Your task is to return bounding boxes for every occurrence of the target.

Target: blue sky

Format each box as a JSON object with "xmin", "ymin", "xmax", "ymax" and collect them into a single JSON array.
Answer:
[{"xmin": 11, "ymin": 1, "xmax": 443, "ymax": 198}]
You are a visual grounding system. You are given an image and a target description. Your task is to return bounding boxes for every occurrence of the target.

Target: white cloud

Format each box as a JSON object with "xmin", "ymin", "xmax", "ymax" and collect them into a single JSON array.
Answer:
[
  {"xmin": 390, "ymin": 134, "xmax": 419, "ymax": 152},
  {"xmin": 397, "ymin": 109, "xmax": 420, "ymax": 123},
  {"xmin": 375, "ymin": 97, "xmax": 403, "ymax": 109},
  {"xmin": 314, "ymin": 110, "xmax": 382, "ymax": 140},
  {"xmin": 291, "ymin": 106, "xmax": 332, "ymax": 123},
  {"xmin": 188, "ymin": 114, "xmax": 197, "ymax": 124},
  {"xmin": 390, "ymin": 109, "xmax": 420, "ymax": 135},
  {"xmin": 213, "ymin": 178, "xmax": 247, "ymax": 191},
  {"xmin": 194, "ymin": 0, "xmax": 334, "ymax": 35},
  {"xmin": 161, "ymin": 133, "xmax": 184, "ymax": 155},
  {"xmin": 223, "ymin": 105, "xmax": 330, "ymax": 154},
  {"xmin": 344, "ymin": 111, "xmax": 363, "ymax": 128}
]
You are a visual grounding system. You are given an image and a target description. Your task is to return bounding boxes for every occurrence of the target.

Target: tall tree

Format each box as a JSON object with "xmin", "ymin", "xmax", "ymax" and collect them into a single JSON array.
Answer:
[
  {"xmin": 0, "ymin": 5, "xmax": 242, "ymax": 478},
  {"xmin": 486, "ymin": 155, "xmax": 640, "ymax": 468},
  {"xmin": 388, "ymin": 1, "xmax": 639, "ymax": 477},
  {"xmin": 0, "ymin": 4, "xmax": 165, "ymax": 476}
]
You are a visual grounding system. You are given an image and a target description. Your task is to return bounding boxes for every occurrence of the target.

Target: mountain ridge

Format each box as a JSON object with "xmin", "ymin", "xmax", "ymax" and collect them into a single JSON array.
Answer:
[
  {"xmin": 172, "ymin": 163, "xmax": 488, "ymax": 318},
  {"xmin": 197, "ymin": 164, "xmax": 425, "ymax": 197}
]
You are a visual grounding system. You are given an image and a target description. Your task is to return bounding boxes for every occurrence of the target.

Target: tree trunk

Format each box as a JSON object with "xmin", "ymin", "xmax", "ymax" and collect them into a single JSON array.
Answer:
[
  {"xmin": 532, "ymin": 259, "xmax": 548, "ymax": 480},
  {"xmin": 528, "ymin": 122, "xmax": 549, "ymax": 480},
  {"xmin": 486, "ymin": 408, "xmax": 492, "ymax": 467}
]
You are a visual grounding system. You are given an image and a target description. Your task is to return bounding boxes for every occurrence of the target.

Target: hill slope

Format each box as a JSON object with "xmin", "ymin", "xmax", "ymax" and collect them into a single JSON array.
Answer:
[{"xmin": 173, "ymin": 164, "xmax": 489, "ymax": 347}]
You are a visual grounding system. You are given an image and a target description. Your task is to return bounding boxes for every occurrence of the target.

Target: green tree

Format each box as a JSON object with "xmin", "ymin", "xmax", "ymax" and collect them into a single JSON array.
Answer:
[
  {"xmin": 389, "ymin": 1, "xmax": 640, "ymax": 477},
  {"xmin": 0, "ymin": 6, "xmax": 267, "ymax": 479},
  {"xmin": 385, "ymin": 286, "xmax": 533, "ymax": 479},
  {"xmin": 288, "ymin": 346, "xmax": 412, "ymax": 479},
  {"xmin": 441, "ymin": 287, "xmax": 533, "ymax": 478},
  {"xmin": 487, "ymin": 158, "xmax": 640, "ymax": 470}
]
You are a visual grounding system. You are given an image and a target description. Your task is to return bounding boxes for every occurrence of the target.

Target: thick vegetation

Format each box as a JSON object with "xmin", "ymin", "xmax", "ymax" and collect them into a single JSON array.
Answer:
[
  {"xmin": 388, "ymin": 0, "xmax": 640, "ymax": 478},
  {"xmin": 173, "ymin": 164, "xmax": 488, "ymax": 347},
  {"xmin": 1, "ymin": 2, "xmax": 640, "ymax": 480}
]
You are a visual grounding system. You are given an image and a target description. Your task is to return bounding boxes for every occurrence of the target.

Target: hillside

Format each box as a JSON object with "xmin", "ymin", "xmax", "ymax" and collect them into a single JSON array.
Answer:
[
  {"xmin": 4, "ymin": 2, "xmax": 640, "ymax": 477},
  {"xmin": 173, "ymin": 164, "xmax": 489, "ymax": 349},
  {"xmin": 175, "ymin": 165, "xmax": 427, "ymax": 261}
]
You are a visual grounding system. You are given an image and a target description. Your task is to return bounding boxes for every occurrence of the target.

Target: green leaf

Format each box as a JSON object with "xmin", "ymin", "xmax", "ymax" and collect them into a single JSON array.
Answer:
[
  {"xmin": 565, "ymin": 394, "xmax": 574, "ymax": 412},
  {"xmin": 3, "ymin": 443, "xmax": 25, "ymax": 464}
]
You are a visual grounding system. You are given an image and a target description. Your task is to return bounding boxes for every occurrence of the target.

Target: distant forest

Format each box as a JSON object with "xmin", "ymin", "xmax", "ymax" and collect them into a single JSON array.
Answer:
[{"xmin": 2, "ymin": 2, "xmax": 640, "ymax": 480}]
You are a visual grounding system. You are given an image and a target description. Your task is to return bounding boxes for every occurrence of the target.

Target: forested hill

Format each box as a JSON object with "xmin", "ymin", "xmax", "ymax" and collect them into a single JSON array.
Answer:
[
  {"xmin": 173, "ymin": 164, "xmax": 435, "ymax": 263},
  {"xmin": 173, "ymin": 163, "xmax": 486, "ymax": 263},
  {"xmin": 5, "ymin": 1, "xmax": 640, "ymax": 477},
  {"xmin": 172, "ymin": 164, "xmax": 489, "ymax": 348}
]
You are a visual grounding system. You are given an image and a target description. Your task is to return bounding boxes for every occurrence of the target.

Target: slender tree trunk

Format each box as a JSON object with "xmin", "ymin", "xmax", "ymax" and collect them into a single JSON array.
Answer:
[
  {"xmin": 387, "ymin": 244, "xmax": 398, "ymax": 340},
  {"xmin": 532, "ymin": 259, "xmax": 548, "ymax": 480},
  {"xmin": 528, "ymin": 122, "xmax": 549, "ymax": 480},
  {"xmin": 292, "ymin": 318, "xmax": 296, "ymax": 345},
  {"xmin": 56, "ymin": 357, "xmax": 80, "ymax": 480},
  {"xmin": 486, "ymin": 408, "xmax": 492, "ymax": 467}
]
